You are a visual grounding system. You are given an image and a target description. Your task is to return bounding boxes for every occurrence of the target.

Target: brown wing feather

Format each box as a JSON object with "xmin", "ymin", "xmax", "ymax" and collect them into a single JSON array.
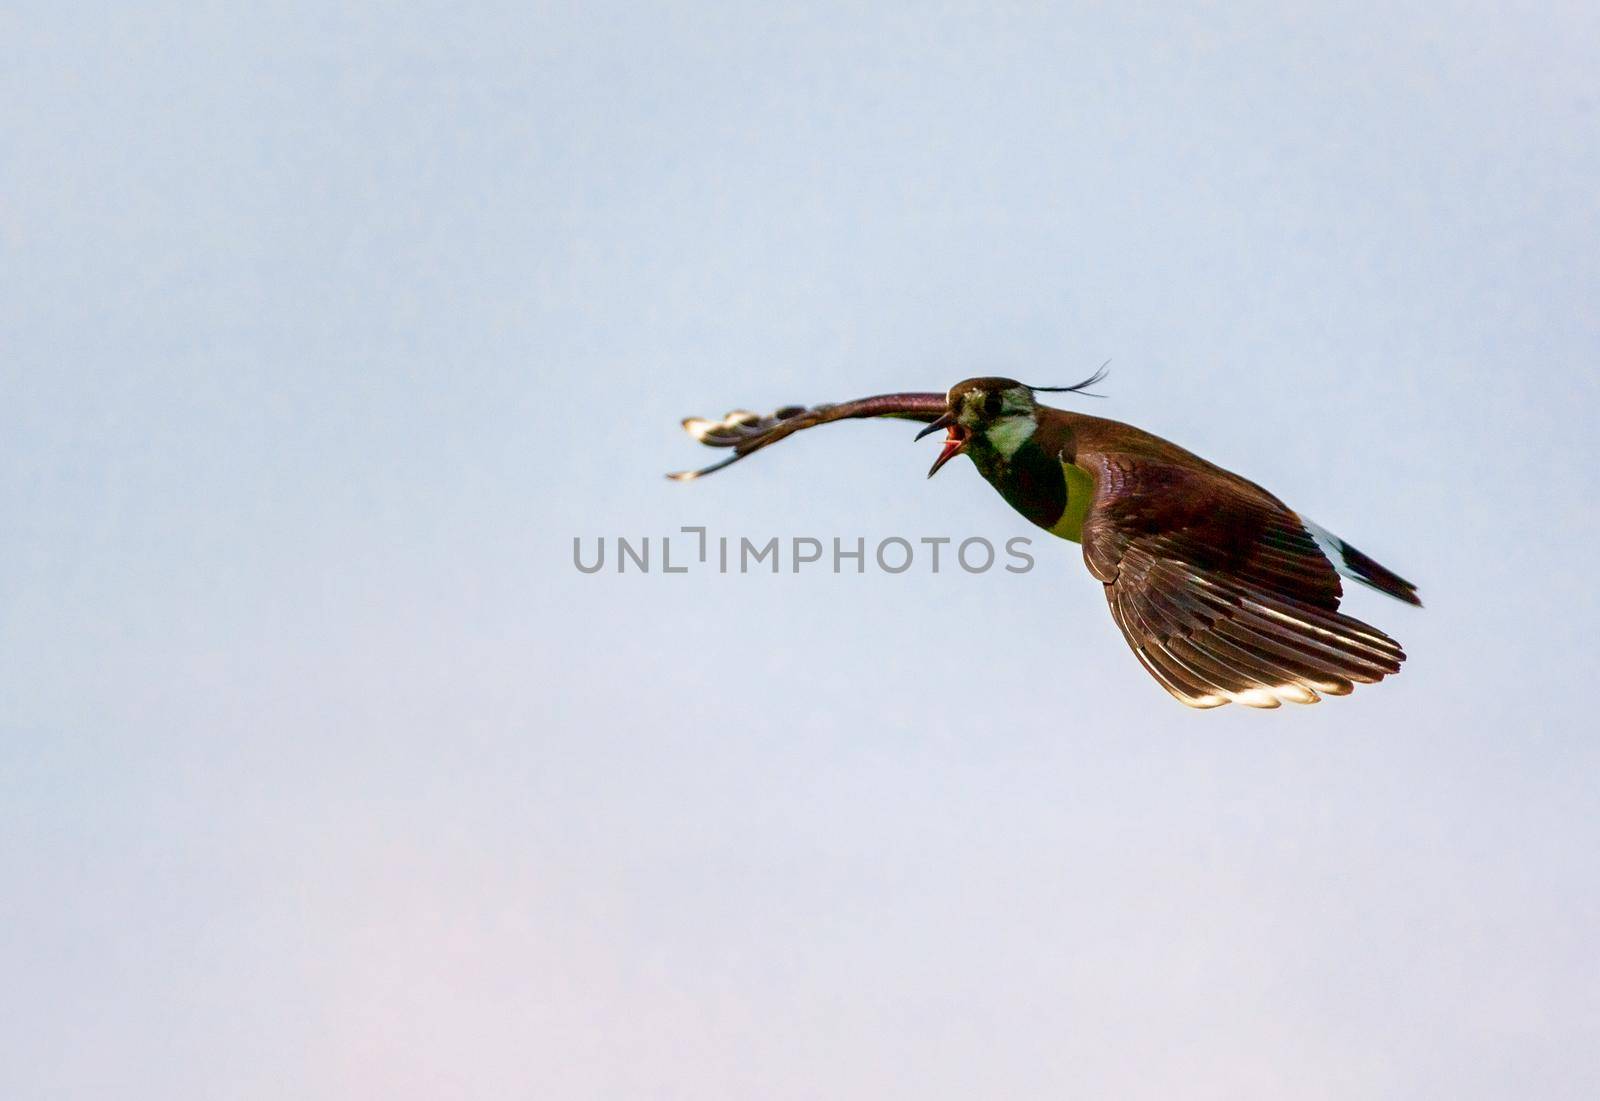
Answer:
[
  {"xmin": 1080, "ymin": 453, "xmax": 1405, "ymax": 708},
  {"xmin": 669, "ymin": 392, "xmax": 947, "ymax": 480}
]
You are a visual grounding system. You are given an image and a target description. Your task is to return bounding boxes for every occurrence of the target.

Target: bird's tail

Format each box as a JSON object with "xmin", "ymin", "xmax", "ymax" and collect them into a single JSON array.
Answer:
[{"xmin": 1300, "ymin": 517, "xmax": 1421, "ymax": 606}]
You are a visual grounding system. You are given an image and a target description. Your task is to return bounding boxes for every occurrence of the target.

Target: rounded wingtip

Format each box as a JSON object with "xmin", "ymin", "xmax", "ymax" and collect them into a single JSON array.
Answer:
[{"xmin": 665, "ymin": 452, "xmax": 742, "ymax": 482}]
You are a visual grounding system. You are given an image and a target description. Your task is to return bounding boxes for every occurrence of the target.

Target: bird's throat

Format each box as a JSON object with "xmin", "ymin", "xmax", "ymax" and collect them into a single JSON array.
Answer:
[{"xmin": 983, "ymin": 415, "xmax": 1037, "ymax": 458}]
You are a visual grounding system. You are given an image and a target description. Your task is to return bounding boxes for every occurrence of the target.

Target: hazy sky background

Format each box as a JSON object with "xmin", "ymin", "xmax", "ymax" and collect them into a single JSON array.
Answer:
[{"xmin": 4, "ymin": 3, "xmax": 1598, "ymax": 1098}]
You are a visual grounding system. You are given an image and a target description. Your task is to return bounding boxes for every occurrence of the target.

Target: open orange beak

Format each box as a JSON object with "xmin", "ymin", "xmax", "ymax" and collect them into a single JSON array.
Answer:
[{"xmin": 914, "ymin": 412, "xmax": 968, "ymax": 478}]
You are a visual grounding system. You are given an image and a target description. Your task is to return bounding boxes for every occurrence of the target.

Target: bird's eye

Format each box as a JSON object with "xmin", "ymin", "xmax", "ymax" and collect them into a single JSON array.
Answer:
[{"xmin": 983, "ymin": 392, "xmax": 1004, "ymax": 417}]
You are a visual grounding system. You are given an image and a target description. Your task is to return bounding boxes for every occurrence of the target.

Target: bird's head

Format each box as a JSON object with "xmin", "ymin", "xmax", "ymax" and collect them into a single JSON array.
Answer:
[
  {"xmin": 915, "ymin": 367, "xmax": 1109, "ymax": 478},
  {"xmin": 914, "ymin": 378, "xmax": 1036, "ymax": 478}
]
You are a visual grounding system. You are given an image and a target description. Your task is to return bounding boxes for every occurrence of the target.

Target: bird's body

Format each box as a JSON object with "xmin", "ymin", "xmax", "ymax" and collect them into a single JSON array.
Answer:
[{"xmin": 671, "ymin": 375, "xmax": 1419, "ymax": 709}]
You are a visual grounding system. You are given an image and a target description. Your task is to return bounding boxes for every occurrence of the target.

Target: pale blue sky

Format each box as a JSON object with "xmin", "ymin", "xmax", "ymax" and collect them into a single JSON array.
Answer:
[{"xmin": 4, "ymin": 3, "xmax": 1598, "ymax": 1098}]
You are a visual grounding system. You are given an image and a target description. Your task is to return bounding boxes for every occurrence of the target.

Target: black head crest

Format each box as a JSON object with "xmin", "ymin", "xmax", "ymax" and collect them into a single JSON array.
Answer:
[{"xmin": 1029, "ymin": 361, "xmax": 1111, "ymax": 398}]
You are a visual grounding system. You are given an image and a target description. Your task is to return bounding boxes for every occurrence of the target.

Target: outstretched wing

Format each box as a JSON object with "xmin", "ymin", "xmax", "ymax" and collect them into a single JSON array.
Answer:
[
  {"xmin": 1079, "ymin": 453, "xmax": 1406, "ymax": 709},
  {"xmin": 668, "ymin": 392, "xmax": 947, "ymax": 480}
]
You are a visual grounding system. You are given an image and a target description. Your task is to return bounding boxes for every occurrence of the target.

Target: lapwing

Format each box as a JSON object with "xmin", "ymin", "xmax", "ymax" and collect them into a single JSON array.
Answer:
[{"xmin": 670, "ymin": 370, "xmax": 1420, "ymax": 709}]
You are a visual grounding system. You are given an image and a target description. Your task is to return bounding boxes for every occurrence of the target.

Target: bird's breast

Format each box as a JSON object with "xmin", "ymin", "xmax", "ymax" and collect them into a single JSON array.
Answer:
[
  {"xmin": 973, "ymin": 441, "xmax": 1093, "ymax": 543},
  {"xmin": 1047, "ymin": 460, "xmax": 1095, "ymax": 543}
]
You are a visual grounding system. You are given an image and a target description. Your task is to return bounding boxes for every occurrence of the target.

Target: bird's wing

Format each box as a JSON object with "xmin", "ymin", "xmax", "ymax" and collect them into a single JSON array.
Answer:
[
  {"xmin": 669, "ymin": 392, "xmax": 947, "ymax": 480},
  {"xmin": 1079, "ymin": 452, "xmax": 1405, "ymax": 708}
]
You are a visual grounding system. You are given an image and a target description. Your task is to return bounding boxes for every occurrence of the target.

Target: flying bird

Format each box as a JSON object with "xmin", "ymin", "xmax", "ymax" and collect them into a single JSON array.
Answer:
[{"xmin": 669, "ymin": 370, "xmax": 1419, "ymax": 709}]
